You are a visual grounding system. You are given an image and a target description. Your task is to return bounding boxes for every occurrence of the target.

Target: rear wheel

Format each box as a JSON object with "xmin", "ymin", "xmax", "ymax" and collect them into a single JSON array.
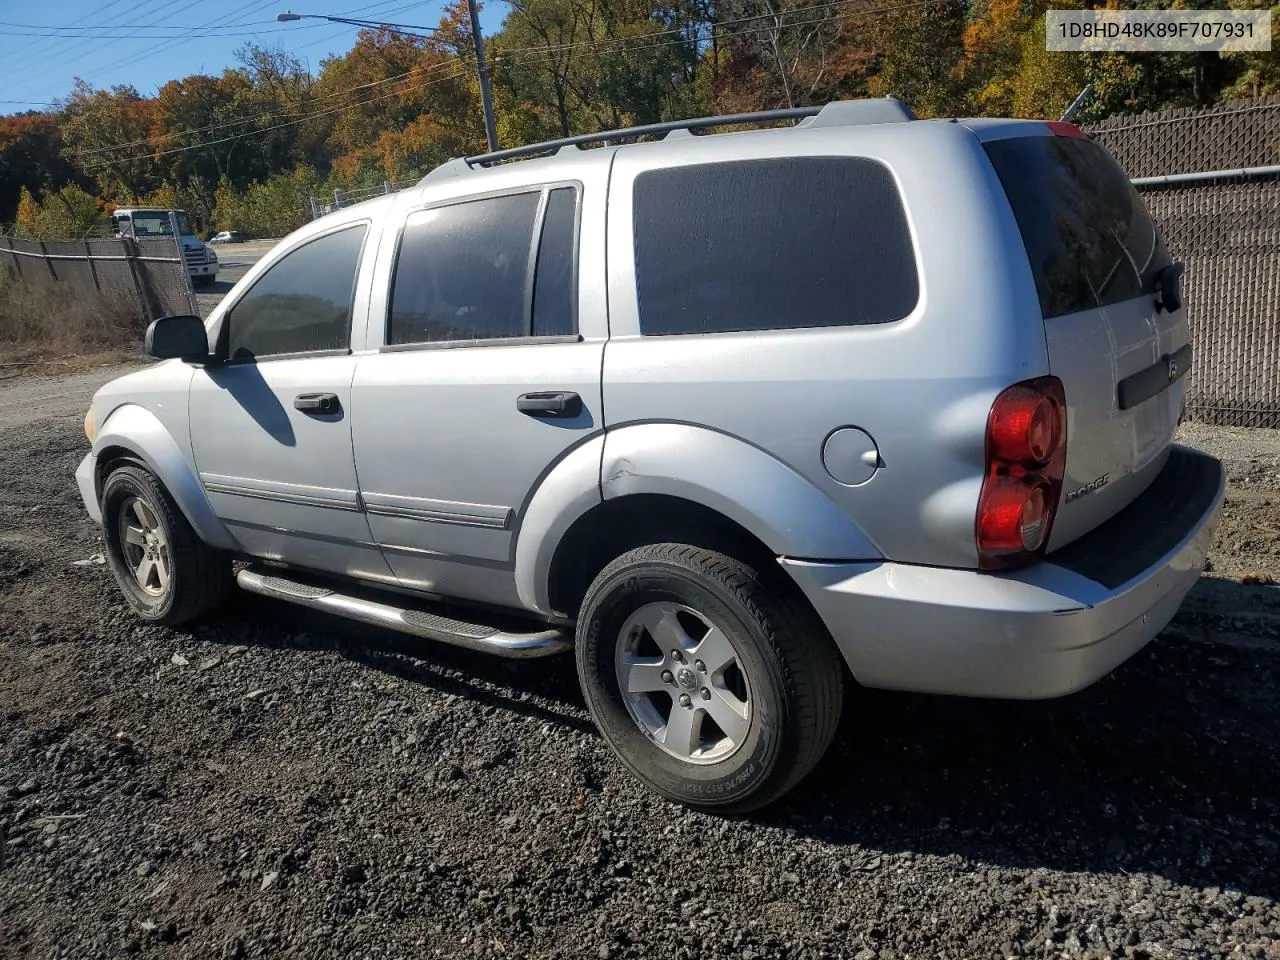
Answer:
[
  {"xmin": 575, "ymin": 543, "xmax": 844, "ymax": 812},
  {"xmin": 101, "ymin": 465, "xmax": 231, "ymax": 625}
]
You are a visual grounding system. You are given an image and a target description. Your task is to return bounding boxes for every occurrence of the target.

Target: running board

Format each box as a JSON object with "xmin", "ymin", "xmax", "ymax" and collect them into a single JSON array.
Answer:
[{"xmin": 235, "ymin": 568, "xmax": 571, "ymax": 659}]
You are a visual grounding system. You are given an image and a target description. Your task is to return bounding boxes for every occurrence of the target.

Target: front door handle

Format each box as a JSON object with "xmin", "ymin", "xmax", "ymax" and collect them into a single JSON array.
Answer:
[
  {"xmin": 294, "ymin": 392, "xmax": 341, "ymax": 415},
  {"xmin": 517, "ymin": 391, "xmax": 582, "ymax": 418}
]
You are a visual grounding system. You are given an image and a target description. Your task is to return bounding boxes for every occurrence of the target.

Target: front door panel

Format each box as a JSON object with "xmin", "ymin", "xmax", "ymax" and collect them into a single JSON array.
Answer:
[{"xmin": 189, "ymin": 357, "xmax": 392, "ymax": 581}]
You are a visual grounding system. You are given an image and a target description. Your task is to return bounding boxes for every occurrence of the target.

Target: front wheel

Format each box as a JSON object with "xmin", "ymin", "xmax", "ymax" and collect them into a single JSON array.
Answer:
[
  {"xmin": 575, "ymin": 543, "xmax": 844, "ymax": 813},
  {"xmin": 101, "ymin": 465, "xmax": 231, "ymax": 625}
]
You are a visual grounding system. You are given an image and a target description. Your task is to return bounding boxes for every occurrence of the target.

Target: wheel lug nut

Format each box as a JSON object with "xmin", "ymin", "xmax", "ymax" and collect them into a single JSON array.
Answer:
[
  {"xmin": 700, "ymin": 687, "xmax": 711, "ymax": 700},
  {"xmin": 695, "ymin": 660, "xmax": 706, "ymax": 672},
  {"xmin": 671, "ymin": 650, "xmax": 684, "ymax": 663},
  {"xmin": 661, "ymin": 670, "xmax": 674, "ymax": 685},
  {"xmin": 679, "ymin": 693, "xmax": 692, "ymax": 708}
]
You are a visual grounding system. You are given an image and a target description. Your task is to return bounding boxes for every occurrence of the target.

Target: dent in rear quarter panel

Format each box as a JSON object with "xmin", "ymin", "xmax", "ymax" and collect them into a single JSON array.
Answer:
[{"xmin": 602, "ymin": 120, "xmax": 1050, "ymax": 567}]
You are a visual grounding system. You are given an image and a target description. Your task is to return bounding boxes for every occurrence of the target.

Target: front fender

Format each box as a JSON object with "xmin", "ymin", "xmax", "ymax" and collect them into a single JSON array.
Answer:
[
  {"xmin": 93, "ymin": 403, "xmax": 237, "ymax": 551},
  {"xmin": 601, "ymin": 423, "xmax": 881, "ymax": 561}
]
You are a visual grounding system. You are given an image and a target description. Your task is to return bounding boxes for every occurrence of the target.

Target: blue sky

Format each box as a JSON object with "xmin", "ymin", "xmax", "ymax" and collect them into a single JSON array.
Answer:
[{"xmin": 0, "ymin": 0, "xmax": 508, "ymax": 116}]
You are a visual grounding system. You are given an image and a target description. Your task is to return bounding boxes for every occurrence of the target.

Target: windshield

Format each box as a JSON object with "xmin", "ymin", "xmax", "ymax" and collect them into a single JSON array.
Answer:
[{"xmin": 128, "ymin": 212, "xmax": 195, "ymax": 238}]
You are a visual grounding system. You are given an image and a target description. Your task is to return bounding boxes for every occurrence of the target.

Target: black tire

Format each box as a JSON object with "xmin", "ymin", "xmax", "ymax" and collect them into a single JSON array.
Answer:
[
  {"xmin": 101, "ymin": 465, "xmax": 232, "ymax": 625},
  {"xmin": 575, "ymin": 543, "xmax": 844, "ymax": 813},
  {"xmin": 193, "ymin": 276, "xmax": 214, "ymax": 288}
]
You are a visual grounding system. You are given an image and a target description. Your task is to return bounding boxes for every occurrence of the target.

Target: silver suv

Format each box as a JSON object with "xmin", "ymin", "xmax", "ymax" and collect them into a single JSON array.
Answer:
[{"xmin": 76, "ymin": 98, "xmax": 1224, "ymax": 811}]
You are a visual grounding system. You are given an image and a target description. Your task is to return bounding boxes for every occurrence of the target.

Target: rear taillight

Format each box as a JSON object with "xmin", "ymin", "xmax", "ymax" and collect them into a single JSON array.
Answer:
[{"xmin": 977, "ymin": 376, "xmax": 1066, "ymax": 570}]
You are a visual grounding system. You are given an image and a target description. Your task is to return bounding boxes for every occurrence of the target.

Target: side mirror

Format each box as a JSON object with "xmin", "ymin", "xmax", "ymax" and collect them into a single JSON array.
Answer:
[{"xmin": 145, "ymin": 314, "xmax": 210, "ymax": 361}]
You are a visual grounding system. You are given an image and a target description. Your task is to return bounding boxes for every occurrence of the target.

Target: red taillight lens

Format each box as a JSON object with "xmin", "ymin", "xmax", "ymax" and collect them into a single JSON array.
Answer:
[
  {"xmin": 987, "ymin": 387, "xmax": 1062, "ymax": 466},
  {"xmin": 978, "ymin": 377, "xmax": 1066, "ymax": 570}
]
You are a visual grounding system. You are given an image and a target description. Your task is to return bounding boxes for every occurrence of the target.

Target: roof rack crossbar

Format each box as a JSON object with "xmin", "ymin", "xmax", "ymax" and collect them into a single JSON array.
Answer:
[{"xmin": 464, "ymin": 106, "xmax": 822, "ymax": 167}]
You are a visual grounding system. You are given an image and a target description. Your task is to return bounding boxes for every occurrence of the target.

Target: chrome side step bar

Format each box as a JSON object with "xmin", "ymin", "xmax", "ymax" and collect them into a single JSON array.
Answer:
[{"xmin": 235, "ymin": 568, "xmax": 571, "ymax": 659}]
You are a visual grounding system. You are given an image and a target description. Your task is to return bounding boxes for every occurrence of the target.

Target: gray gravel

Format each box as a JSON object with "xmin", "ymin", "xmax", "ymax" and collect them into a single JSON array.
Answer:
[{"xmin": 2, "ymin": 408, "xmax": 1279, "ymax": 959}]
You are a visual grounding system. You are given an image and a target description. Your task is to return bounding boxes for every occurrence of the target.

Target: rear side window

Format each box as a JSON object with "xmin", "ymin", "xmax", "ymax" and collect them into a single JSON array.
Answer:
[
  {"xmin": 633, "ymin": 157, "xmax": 918, "ymax": 336},
  {"xmin": 984, "ymin": 135, "xmax": 1167, "ymax": 319},
  {"xmin": 226, "ymin": 224, "xmax": 367, "ymax": 361},
  {"xmin": 389, "ymin": 185, "xmax": 579, "ymax": 345},
  {"xmin": 532, "ymin": 187, "xmax": 578, "ymax": 337}
]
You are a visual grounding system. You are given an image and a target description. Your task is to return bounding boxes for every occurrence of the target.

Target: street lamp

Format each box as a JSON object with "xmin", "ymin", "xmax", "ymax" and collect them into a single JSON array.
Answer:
[{"xmin": 276, "ymin": 10, "xmax": 499, "ymax": 151}]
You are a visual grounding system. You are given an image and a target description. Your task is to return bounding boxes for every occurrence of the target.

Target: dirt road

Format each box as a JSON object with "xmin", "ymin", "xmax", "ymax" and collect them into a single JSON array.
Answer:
[{"xmin": 2, "ymin": 372, "xmax": 1278, "ymax": 960}]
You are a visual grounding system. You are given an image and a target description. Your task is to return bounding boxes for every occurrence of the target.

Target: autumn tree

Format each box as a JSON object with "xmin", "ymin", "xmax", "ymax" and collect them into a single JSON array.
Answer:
[
  {"xmin": 60, "ymin": 80, "xmax": 162, "ymax": 201},
  {"xmin": 863, "ymin": 0, "xmax": 967, "ymax": 117},
  {"xmin": 0, "ymin": 112, "xmax": 84, "ymax": 224}
]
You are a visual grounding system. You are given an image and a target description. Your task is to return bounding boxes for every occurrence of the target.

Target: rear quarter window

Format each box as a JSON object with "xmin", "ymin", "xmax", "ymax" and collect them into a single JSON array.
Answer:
[
  {"xmin": 984, "ymin": 135, "xmax": 1169, "ymax": 319},
  {"xmin": 632, "ymin": 157, "xmax": 919, "ymax": 336}
]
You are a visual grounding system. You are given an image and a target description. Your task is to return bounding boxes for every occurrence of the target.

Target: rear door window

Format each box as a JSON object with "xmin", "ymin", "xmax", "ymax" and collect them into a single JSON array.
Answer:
[
  {"xmin": 632, "ymin": 157, "xmax": 919, "ymax": 336},
  {"xmin": 983, "ymin": 135, "xmax": 1167, "ymax": 319},
  {"xmin": 389, "ymin": 185, "xmax": 580, "ymax": 345}
]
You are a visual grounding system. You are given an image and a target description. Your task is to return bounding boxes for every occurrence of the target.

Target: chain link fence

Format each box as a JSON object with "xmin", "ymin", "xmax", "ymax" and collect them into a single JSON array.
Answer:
[
  {"xmin": 1, "ymin": 232, "xmax": 198, "ymax": 323},
  {"xmin": 1089, "ymin": 96, "xmax": 1280, "ymax": 428},
  {"xmin": 310, "ymin": 178, "xmax": 419, "ymax": 219}
]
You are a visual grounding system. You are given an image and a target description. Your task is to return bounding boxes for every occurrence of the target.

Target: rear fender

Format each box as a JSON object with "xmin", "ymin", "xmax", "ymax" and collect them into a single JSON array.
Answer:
[
  {"xmin": 601, "ymin": 423, "xmax": 880, "ymax": 559},
  {"xmin": 93, "ymin": 404, "xmax": 237, "ymax": 551}
]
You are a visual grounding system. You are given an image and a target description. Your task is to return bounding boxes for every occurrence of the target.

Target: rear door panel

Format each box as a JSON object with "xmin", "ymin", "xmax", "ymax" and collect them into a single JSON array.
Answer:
[{"xmin": 350, "ymin": 165, "xmax": 609, "ymax": 611}]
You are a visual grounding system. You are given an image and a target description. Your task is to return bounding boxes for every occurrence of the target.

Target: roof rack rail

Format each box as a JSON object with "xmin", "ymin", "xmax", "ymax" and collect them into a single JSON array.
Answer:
[{"xmin": 423, "ymin": 97, "xmax": 916, "ymax": 179}]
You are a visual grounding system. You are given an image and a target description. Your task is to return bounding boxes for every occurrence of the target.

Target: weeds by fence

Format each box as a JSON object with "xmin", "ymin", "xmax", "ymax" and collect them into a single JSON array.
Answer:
[{"xmin": 0, "ymin": 268, "xmax": 148, "ymax": 367}]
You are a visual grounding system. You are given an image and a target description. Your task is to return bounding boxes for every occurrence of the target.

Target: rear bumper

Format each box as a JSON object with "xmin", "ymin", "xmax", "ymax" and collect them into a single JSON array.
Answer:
[{"xmin": 783, "ymin": 445, "xmax": 1224, "ymax": 699}]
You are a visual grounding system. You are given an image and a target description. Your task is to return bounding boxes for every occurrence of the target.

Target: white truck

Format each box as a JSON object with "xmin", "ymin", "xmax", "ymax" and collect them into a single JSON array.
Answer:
[{"xmin": 110, "ymin": 208, "xmax": 219, "ymax": 287}]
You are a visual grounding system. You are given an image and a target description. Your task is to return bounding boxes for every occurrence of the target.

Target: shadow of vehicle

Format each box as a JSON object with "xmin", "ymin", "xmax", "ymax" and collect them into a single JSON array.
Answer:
[
  {"xmin": 205, "ymin": 578, "xmax": 1280, "ymax": 900},
  {"xmin": 777, "ymin": 578, "xmax": 1280, "ymax": 901}
]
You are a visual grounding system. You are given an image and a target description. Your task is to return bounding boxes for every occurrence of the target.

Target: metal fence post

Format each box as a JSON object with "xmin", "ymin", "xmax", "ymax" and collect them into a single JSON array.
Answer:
[
  {"xmin": 168, "ymin": 211, "xmax": 198, "ymax": 316},
  {"xmin": 37, "ymin": 240, "xmax": 57, "ymax": 281},
  {"xmin": 310, "ymin": 197, "xmax": 320, "ymax": 220},
  {"xmin": 84, "ymin": 239, "xmax": 102, "ymax": 293},
  {"xmin": 4, "ymin": 236, "xmax": 21, "ymax": 279},
  {"xmin": 122, "ymin": 237, "xmax": 155, "ymax": 323}
]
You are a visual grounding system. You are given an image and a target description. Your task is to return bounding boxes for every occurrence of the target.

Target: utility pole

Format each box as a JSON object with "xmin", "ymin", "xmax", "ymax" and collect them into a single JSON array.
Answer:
[
  {"xmin": 278, "ymin": 10, "xmax": 498, "ymax": 151},
  {"xmin": 464, "ymin": 0, "xmax": 499, "ymax": 152}
]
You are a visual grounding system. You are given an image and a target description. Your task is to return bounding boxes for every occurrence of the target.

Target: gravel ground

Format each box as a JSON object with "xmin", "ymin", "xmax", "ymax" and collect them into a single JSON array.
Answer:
[{"xmin": 2, "ymin": 380, "xmax": 1279, "ymax": 960}]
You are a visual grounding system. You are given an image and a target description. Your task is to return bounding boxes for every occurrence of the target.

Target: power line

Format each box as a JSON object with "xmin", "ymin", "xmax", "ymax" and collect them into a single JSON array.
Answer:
[
  {"xmin": 80, "ymin": 65, "xmax": 472, "ymax": 172},
  {"xmin": 72, "ymin": 0, "xmax": 956, "ymax": 169},
  {"xmin": 500, "ymin": 0, "xmax": 957, "ymax": 66},
  {"xmin": 0, "ymin": 0, "xmax": 140, "ymax": 84},
  {"xmin": 64, "ymin": 0, "xmax": 456, "ymax": 157},
  {"xmin": 18, "ymin": 0, "xmax": 282, "ymax": 100},
  {"xmin": 67, "ymin": 57, "xmax": 463, "ymax": 158},
  {"xmin": 0, "ymin": 0, "xmax": 185, "ymax": 86}
]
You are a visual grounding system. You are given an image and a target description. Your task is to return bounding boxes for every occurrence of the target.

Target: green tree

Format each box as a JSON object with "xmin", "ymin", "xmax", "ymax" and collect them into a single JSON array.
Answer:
[
  {"xmin": 864, "ymin": 0, "xmax": 967, "ymax": 117},
  {"xmin": 60, "ymin": 81, "xmax": 161, "ymax": 201}
]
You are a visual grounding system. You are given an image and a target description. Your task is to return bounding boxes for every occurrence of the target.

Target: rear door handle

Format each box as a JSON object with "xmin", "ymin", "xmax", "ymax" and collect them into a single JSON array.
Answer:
[
  {"xmin": 517, "ymin": 391, "xmax": 582, "ymax": 418},
  {"xmin": 294, "ymin": 392, "xmax": 341, "ymax": 415}
]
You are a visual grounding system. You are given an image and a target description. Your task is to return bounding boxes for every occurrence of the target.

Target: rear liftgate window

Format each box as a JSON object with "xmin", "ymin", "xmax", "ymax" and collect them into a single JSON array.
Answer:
[
  {"xmin": 633, "ymin": 157, "xmax": 919, "ymax": 336},
  {"xmin": 983, "ymin": 135, "xmax": 1170, "ymax": 319}
]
